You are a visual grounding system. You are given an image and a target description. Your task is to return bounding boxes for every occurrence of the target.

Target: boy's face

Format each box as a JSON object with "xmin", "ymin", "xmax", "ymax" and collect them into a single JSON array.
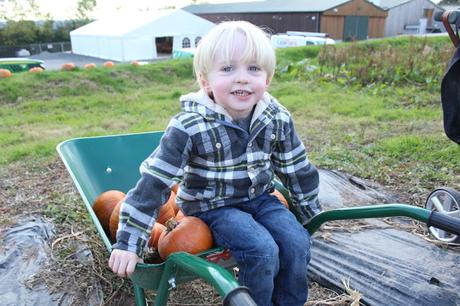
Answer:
[{"xmin": 200, "ymin": 32, "xmax": 271, "ymax": 120}]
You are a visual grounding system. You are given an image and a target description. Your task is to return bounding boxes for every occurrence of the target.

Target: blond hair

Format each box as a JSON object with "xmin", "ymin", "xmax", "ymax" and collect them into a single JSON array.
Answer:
[{"xmin": 194, "ymin": 21, "xmax": 276, "ymax": 85}]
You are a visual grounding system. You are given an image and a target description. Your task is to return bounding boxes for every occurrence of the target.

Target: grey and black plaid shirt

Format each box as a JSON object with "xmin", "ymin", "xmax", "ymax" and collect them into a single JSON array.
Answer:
[{"xmin": 113, "ymin": 90, "xmax": 321, "ymax": 256}]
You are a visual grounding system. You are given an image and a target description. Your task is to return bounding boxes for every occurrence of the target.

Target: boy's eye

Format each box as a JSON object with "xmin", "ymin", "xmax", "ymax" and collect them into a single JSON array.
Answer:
[
  {"xmin": 248, "ymin": 65, "xmax": 261, "ymax": 72},
  {"xmin": 221, "ymin": 65, "xmax": 233, "ymax": 72}
]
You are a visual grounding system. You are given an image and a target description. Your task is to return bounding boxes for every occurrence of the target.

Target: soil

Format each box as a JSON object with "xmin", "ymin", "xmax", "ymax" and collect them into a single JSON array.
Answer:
[{"xmin": 0, "ymin": 158, "xmax": 348, "ymax": 306}]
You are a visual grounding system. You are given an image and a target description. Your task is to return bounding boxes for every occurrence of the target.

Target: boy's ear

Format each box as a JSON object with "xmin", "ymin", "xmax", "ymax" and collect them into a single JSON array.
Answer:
[
  {"xmin": 199, "ymin": 73, "xmax": 210, "ymax": 91},
  {"xmin": 265, "ymin": 77, "xmax": 272, "ymax": 88}
]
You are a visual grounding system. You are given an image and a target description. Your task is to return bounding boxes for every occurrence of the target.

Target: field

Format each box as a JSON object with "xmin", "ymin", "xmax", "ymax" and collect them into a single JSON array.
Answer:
[{"xmin": 1, "ymin": 35, "xmax": 459, "ymax": 305}]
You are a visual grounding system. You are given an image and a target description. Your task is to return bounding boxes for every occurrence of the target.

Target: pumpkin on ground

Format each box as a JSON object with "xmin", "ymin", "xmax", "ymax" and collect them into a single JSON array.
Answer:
[
  {"xmin": 271, "ymin": 189, "xmax": 289, "ymax": 209},
  {"xmin": 92, "ymin": 190, "xmax": 125, "ymax": 232},
  {"xmin": 29, "ymin": 67, "xmax": 43, "ymax": 73},
  {"xmin": 0, "ymin": 69, "xmax": 12, "ymax": 78},
  {"xmin": 103, "ymin": 61, "xmax": 114, "ymax": 68},
  {"xmin": 84, "ymin": 63, "xmax": 96, "ymax": 69},
  {"xmin": 148, "ymin": 222, "xmax": 167, "ymax": 249},
  {"xmin": 157, "ymin": 216, "xmax": 213, "ymax": 260},
  {"xmin": 61, "ymin": 63, "xmax": 76, "ymax": 71}
]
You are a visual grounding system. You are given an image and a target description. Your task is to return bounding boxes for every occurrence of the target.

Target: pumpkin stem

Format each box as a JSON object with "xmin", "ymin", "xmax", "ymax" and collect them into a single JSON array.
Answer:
[{"xmin": 165, "ymin": 218, "xmax": 178, "ymax": 232}]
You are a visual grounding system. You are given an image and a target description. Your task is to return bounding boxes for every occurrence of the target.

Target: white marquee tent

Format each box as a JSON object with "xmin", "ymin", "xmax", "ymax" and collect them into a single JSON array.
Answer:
[{"xmin": 70, "ymin": 9, "xmax": 215, "ymax": 62}]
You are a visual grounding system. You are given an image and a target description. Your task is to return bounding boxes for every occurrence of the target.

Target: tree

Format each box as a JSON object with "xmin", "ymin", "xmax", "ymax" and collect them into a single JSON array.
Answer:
[
  {"xmin": 76, "ymin": 0, "xmax": 97, "ymax": 21},
  {"xmin": 37, "ymin": 19, "xmax": 54, "ymax": 43},
  {"xmin": 0, "ymin": 20, "xmax": 37, "ymax": 45}
]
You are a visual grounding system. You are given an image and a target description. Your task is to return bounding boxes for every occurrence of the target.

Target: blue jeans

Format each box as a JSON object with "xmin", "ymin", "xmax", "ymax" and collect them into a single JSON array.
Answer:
[{"xmin": 193, "ymin": 192, "xmax": 311, "ymax": 306}]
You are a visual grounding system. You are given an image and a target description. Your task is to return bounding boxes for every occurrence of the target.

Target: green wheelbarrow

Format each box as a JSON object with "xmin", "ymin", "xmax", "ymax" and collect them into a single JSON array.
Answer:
[{"xmin": 57, "ymin": 131, "xmax": 460, "ymax": 306}]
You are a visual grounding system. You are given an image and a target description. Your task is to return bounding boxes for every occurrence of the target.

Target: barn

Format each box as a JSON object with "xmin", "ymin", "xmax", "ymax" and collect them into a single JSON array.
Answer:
[
  {"xmin": 70, "ymin": 9, "xmax": 215, "ymax": 62},
  {"xmin": 183, "ymin": 0, "xmax": 388, "ymax": 41},
  {"xmin": 370, "ymin": 0, "xmax": 444, "ymax": 36}
]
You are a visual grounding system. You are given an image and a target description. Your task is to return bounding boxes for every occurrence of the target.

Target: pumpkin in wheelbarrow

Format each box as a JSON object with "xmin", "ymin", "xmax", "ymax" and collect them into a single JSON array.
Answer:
[
  {"xmin": 155, "ymin": 191, "xmax": 177, "ymax": 225},
  {"xmin": 271, "ymin": 189, "xmax": 289, "ymax": 209},
  {"xmin": 158, "ymin": 216, "xmax": 213, "ymax": 260},
  {"xmin": 109, "ymin": 191, "xmax": 177, "ymax": 241},
  {"xmin": 92, "ymin": 190, "xmax": 125, "ymax": 232}
]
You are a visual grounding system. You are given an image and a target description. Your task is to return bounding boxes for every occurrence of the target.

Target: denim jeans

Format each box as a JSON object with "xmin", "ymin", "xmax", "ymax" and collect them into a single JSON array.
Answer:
[{"xmin": 193, "ymin": 192, "xmax": 311, "ymax": 306}]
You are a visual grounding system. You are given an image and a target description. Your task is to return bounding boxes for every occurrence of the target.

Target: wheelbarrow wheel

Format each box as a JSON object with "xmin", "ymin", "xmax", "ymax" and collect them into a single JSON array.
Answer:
[{"xmin": 425, "ymin": 188, "xmax": 460, "ymax": 243}]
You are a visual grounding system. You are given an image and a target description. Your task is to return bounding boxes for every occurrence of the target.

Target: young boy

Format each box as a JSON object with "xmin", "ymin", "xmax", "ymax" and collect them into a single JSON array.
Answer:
[{"xmin": 109, "ymin": 21, "xmax": 322, "ymax": 305}]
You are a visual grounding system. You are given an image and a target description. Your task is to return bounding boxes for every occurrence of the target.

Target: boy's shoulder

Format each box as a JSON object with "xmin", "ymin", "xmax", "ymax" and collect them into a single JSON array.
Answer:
[{"xmin": 265, "ymin": 92, "xmax": 291, "ymax": 120}]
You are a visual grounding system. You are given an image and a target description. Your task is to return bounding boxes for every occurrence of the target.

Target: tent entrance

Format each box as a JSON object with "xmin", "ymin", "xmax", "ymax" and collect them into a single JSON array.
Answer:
[{"xmin": 155, "ymin": 36, "xmax": 173, "ymax": 56}]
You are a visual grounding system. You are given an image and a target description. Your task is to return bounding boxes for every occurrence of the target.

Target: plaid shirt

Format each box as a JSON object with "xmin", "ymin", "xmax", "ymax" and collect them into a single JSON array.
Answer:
[{"xmin": 113, "ymin": 90, "xmax": 321, "ymax": 256}]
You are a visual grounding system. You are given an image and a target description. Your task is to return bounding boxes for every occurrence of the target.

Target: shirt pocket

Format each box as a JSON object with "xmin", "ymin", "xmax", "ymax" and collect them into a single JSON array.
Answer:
[
  {"xmin": 255, "ymin": 127, "xmax": 286, "ymax": 153},
  {"xmin": 193, "ymin": 135, "xmax": 232, "ymax": 162}
]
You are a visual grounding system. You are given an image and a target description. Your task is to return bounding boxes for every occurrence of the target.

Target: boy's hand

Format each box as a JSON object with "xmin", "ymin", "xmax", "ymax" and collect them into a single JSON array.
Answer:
[{"xmin": 109, "ymin": 249, "xmax": 143, "ymax": 278}]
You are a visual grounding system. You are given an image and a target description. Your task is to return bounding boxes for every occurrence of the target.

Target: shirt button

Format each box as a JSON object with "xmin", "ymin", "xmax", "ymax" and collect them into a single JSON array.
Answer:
[
  {"xmin": 270, "ymin": 134, "xmax": 276, "ymax": 140},
  {"xmin": 215, "ymin": 142, "xmax": 222, "ymax": 149},
  {"xmin": 250, "ymin": 188, "xmax": 256, "ymax": 194}
]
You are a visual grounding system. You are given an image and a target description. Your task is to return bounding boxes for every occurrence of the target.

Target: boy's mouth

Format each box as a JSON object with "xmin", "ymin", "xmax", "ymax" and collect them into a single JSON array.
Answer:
[{"xmin": 231, "ymin": 90, "xmax": 252, "ymax": 96}]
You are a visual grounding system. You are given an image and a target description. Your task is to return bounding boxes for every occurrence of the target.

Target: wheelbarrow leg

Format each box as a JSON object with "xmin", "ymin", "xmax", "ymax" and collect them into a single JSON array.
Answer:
[{"xmin": 133, "ymin": 283, "xmax": 147, "ymax": 306}]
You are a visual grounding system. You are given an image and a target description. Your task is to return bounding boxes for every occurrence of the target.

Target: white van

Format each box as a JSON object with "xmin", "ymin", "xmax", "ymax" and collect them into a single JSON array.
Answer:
[{"xmin": 270, "ymin": 33, "xmax": 335, "ymax": 49}]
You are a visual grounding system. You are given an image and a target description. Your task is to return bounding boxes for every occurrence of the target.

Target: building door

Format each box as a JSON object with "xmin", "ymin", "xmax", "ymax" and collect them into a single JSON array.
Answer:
[
  {"xmin": 343, "ymin": 16, "xmax": 369, "ymax": 41},
  {"xmin": 155, "ymin": 36, "xmax": 173, "ymax": 55}
]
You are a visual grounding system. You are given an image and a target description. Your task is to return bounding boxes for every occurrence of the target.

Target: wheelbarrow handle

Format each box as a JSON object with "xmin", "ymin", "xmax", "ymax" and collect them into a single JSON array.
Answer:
[
  {"xmin": 434, "ymin": 10, "xmax": 460, "ymax": 23},
  {"xmin": 434, "ymin": 10, "xmax": 460, "ymax": 47},
  {"xmin": 223, "ymin": 287, "xmax": 257, "ymax": 306},
  {"xmin": 428, "ymin": 211, "xmax": 460, "ymax": 236},
  {"xmin": 305, "ymin": 204, "xmax": 460, "ymax": 237}
]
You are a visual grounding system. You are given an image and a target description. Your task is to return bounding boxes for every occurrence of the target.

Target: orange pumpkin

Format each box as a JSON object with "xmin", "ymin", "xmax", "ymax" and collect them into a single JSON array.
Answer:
[
  {"xmin": 0, "ymin": 69, "xmax": 12, "ymax": 78},
  {"xmin": 93, "ymin": 190, "xmax": 125, "ymax": 232},
  {"xmin": 103, "ymin": 61, "xmax": 114, "ymax": 68},
  {"xmin": 158, "ymin": 216, "xmax": 213, "ymax": 260},
  {"xmin": 148, "ymin": 222, "xmax": 167, "ymax": 249},
  {"xmin": 84, "ymin": 63, "xmax": 96, "ymax": 69},
  {"xmin": 271, "ymin": 189, "xmax": 289, "ymax": 209},
  {"xmin": 175, "ymin": 210, "xmax": 185, "ymax": 221},
  {"xmin": 109, "ymin": 199, "xmax": 123, "ymax": 241},
  {"xmin": 61, "ymin": 63, "xmax": 75, "ymax": 71},
  {"xmin": 156, "ymin": 191, "xmax": 177, "ymax": 225},
  {"xmin": 28, "ymin": 67, "xmax": 43, "ymax": 73}
]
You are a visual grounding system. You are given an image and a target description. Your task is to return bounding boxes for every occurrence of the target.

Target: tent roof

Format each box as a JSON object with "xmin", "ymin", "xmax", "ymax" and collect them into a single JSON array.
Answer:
[{"xmin": 70, "ymin": 9, "xmax": 214, "ymax": 37}]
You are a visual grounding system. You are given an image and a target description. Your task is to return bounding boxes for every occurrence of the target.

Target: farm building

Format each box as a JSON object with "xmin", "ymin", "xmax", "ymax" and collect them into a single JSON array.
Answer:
[
  {"xmin": 70, "ymin": 9, "xmax": 215, "ymax": 62},
  {"xmin": 184, "ymin": 0, "xmax": 388, "ymax": 41},
  {"xmin": 370, "ymin": 0, "xmax": 444, "ymax": 36}
]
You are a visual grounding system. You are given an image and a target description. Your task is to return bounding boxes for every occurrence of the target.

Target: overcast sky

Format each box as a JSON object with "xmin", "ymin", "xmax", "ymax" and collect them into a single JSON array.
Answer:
[
  {"xmin": 1, "ymin": 0, "xmax": 444, "ymax": 21},
  {"xmin": 2, "ymin": 0, "xmax": 259, "ymax": 20}
]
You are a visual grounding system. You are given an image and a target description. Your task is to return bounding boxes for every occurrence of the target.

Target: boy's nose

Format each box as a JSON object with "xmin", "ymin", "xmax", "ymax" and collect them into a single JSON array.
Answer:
[{"xmin": 235, "ymin": 72, "xmax": 249, "ymax": 84}]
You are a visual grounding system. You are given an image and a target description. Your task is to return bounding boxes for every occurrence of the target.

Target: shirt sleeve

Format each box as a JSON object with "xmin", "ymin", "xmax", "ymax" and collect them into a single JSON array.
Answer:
[
  {"xmin": 112, "ymin": 117, "xmax": 191, "ymax": 256},
  {"xmin": 271, "ymin": 117, "xmax": 322, "ymax": 223}
]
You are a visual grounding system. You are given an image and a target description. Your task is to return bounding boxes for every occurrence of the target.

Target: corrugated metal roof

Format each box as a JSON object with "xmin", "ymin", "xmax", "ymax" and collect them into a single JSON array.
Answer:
[
  {"xmin": 369, "ymin": 0, "xmax": 412, "ymax": 9},
  {"xmin": 183, "ymin": 0, "xmax": 354, "ymax": 14}
]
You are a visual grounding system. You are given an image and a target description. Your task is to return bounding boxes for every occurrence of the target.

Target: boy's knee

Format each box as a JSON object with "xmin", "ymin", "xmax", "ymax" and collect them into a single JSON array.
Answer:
[
  {"xmin": 248, "ymin": 238, "xmax": 279, "ymax": 260},
  {"xmin": 284, "ymin": 231, "xmax": 311, "ymax": 259}
]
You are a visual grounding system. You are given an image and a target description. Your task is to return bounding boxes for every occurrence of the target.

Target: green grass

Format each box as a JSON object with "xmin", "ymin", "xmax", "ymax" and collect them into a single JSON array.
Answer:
[{"xmin": 1, "ymin": 36, "xmax": 459, "ymax": 201}]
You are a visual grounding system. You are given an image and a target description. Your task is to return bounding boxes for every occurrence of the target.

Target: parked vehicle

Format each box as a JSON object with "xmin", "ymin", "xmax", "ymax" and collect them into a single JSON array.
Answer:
[
  {"xmin": 271, "ymin": 32, "xmax": 335, "ymax": 49},
  {"xmin": 172, "ymin": 48, "xmax": 195, "ymax": 59},
  {"xmin": 0, "ymin": 58, "xmax": 45, "ymax": 72}
]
